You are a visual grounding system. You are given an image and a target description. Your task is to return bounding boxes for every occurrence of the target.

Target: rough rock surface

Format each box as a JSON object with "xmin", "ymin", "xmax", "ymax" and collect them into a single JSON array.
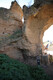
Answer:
[
  {"xmin": 24, "ymin": 4, "xmax": 53, "ymax": 52},
  {"xmin": 34, "ymin": 0, "xmax": 53, "ymax": 8},
  {"xmin": 0, "ymin": 1, "xmax": 53, "ymax": 65},
  {"xmin": 0, "ymin": 1, "xmax": 23, "ymax": 35},
  {"xmin": 0, "ymin": 1, "xmax": 24, "ymax": 60},
  {"xmin": 0, "ymin": 1, "xmax": 23, "ymax": 46}
]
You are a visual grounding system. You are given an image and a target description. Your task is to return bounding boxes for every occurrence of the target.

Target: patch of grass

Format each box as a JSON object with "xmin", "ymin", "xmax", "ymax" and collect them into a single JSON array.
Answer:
[{"xmin": 0, "ymin": 54, "xmax": 51, "ymax": 80}]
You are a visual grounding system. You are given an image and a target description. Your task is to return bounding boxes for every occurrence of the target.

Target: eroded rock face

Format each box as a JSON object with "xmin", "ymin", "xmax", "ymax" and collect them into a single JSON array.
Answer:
[
  {"xmin": 24, "ymin": 4, "xmax": 53, "ymax": 55},
  {"xmin": 0, "ymin": 1, "xmax": 53, "ymax": 65},
  {"xmin": 34, "ymin": 0, "xmax": 53, "ymax": 6},
  {"xmin": 10, "ymin": 1, "xmax": 23, "ymax": 21},
  {"xmin": 0, "ymin": 1, "xmax": 23, "ymax": 45},
  {"xmin": 23, "ymin": 5, "xmax": 38, "ymax": 20},
  {"xmin": 0, "ymin": 1, "xmax": 24, "ymax": 60}
]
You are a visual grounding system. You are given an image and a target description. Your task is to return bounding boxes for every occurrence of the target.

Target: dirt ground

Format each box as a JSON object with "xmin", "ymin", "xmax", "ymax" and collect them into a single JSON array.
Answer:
[
  {"xmin": 42, "ymin": 63, "xmax": 53, "ymax": 80},
  {"xmin": 42, "ymin": 44, "xmax": 53, "ymax": 80}
]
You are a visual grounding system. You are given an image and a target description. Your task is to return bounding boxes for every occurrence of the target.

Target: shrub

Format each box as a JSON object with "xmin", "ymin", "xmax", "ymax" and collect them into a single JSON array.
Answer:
[{"xmin": 0, "ymin": 54, "xmax": 50, "ymax": 80}]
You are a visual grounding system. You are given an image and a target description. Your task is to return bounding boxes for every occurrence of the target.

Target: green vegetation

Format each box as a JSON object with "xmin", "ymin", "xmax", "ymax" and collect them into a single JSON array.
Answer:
[
  {"xmin": 0, "ymin": 29, "xmax": 23, "ymax": 46},
  {"xmin": 0, "ymin": 54, "xmax": 50, "ymax": 80},
  {"xmin": 9, "ymin": 29, "xmax": 22, "ymax": 40}
]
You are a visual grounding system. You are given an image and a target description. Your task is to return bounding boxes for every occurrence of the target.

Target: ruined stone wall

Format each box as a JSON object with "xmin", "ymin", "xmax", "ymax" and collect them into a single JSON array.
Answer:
[
  {"xmin": 24, "ymin": 4, "xmax": 53, "ymax": 53},
  {"xmin": 0, "ymin": 1, "xmax": 23, "ymax": 37},
  {"xmin": 0, "ymin": 1, "xmax": 24, "ymax": 60},
  {"xmin": 0, "ymin": 1, "xmax": 53, "ymax": 65}
]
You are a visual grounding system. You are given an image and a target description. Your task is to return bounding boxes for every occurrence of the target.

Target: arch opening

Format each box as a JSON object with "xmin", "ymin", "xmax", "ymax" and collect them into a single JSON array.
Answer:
[{"xmin": 43, "ymin": 25, "xmax": 53, "ymax": 55}]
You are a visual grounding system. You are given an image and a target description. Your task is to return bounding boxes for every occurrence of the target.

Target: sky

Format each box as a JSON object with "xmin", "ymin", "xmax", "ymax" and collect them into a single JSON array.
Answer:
[
  {"xmin": 17, "ymin": 0, "xmax": 34, "ymax": 8},
  {"xmin": 43, "ymin": 25, "xmax": 53, "ymax": 42},
  {"xmin": 0, "ymin": 0, "xmax": 34, "ymax": 9}
]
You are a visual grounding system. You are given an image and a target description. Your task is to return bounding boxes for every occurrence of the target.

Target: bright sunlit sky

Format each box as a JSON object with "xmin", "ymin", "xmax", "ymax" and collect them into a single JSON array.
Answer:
[
  {"xmin": 43, "ymin": 25, "xmax": 53, "ymax": 42},
  {"xmin": 0, "ymin": 0, "xmax": 34, "ymax": 8}
]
